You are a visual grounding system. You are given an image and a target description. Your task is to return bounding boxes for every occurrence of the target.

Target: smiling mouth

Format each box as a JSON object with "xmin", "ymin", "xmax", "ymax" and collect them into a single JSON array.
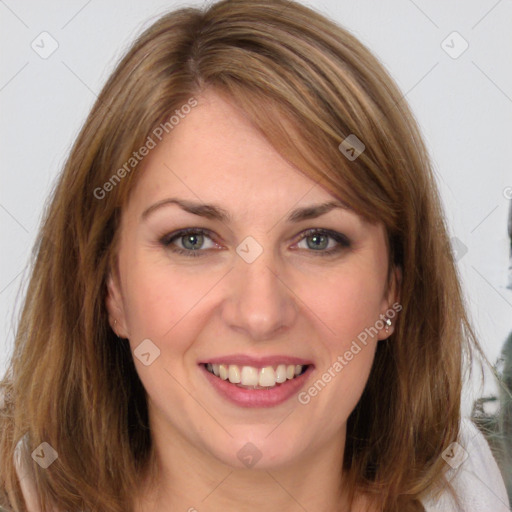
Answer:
[{"xmin": 203, "ymin": 363, "xmax": 310, "ymax": 389}]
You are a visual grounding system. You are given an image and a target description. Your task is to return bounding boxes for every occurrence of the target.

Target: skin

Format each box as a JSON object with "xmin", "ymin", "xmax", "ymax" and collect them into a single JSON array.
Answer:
[{"xmin": 106, "ymin": 89, "xmax": 400, "ymax": 512}]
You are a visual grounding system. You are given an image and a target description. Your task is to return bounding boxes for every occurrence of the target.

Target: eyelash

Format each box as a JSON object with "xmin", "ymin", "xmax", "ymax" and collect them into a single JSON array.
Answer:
[{"xmin": 159, "ymin": 227, "xmax": 351, "ymax": 258}]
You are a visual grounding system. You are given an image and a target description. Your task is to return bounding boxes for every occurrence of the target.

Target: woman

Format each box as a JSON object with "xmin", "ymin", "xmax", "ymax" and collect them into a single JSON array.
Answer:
[{"xmin": 0, "ymin": 1, "xmax": 508, "ymax": 511}]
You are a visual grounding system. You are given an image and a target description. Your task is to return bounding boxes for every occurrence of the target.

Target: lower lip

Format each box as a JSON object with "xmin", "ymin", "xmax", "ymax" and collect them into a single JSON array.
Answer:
[{"xmin": 200, "ymin": 364, "xmax": 314, "ymax": 408}]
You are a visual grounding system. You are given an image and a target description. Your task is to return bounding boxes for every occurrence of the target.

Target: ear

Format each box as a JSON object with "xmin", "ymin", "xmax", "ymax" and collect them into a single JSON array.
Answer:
[
  {"xmin": 105, "ymin": 271, "xmax": 129, "ymax": 339},
  {"xmin": 377, "ymin": 265, "xmax": 402, "ymax": 340}
]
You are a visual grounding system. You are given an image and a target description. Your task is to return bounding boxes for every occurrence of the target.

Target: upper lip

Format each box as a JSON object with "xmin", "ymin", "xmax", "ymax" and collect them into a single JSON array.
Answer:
[{"xmin": 199, "ymin": 354, "xmax": 314, "ymax": 367}]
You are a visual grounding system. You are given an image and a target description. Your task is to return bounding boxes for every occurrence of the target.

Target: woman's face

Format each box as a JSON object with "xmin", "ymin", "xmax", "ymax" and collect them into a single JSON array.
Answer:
[{"xmin": 107, "ymin": 89, "xmax": 399, "ymax": 472}]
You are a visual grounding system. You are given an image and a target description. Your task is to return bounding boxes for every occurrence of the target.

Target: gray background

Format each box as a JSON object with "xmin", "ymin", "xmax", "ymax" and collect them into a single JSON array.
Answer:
[{"xmin": 1, "ymin": 0, "xmax": 511, "ymax": 416}]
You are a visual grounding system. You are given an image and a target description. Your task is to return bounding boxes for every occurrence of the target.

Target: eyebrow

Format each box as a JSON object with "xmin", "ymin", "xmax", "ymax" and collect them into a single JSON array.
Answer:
[{"xmin": 141, "ymin": 197, "xmax": 349, "ymax": 223}]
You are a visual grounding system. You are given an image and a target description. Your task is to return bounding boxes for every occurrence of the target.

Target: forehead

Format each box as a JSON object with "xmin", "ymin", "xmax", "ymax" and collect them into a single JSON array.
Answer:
[{"xmin": 129, "ymin": 90, "xmax": 344, "ymax": 216}]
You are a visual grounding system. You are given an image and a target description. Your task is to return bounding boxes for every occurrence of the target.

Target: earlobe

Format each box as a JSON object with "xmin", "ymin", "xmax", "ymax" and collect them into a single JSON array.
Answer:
[
  {"xmin": 378, "ymin": 314, "xmax": 395, "ymax": 340},
  {"xmin": 105, "ymin": 273, "xmax": 128, "ymax": 339}
]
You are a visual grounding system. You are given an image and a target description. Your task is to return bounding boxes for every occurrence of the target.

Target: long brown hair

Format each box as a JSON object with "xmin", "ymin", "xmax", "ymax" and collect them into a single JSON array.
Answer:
[{"xmin": 0, "ymin": 1, "xmax": 486, "ymax": 510}]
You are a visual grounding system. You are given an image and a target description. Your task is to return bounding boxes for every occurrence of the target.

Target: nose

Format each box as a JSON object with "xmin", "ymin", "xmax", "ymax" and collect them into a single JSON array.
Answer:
[{"xmin": 220, "ymin": 245, "xmax": 299, "ymax": 341}]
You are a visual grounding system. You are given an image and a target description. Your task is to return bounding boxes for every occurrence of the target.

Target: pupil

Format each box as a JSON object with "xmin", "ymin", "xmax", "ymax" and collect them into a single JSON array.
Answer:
[
  {"xmin": 309, "ymin": 234, "xmax": 327, "ymax": 250},
  {"xmin": 184, "ymin": 234, "xmax": 203, "ymax": 250}
]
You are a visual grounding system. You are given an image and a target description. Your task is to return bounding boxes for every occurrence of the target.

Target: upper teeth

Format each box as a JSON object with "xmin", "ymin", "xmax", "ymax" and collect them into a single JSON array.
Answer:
[{"xmin": 206, "ymin": 363, "xmax": 306, "ymax": 388}]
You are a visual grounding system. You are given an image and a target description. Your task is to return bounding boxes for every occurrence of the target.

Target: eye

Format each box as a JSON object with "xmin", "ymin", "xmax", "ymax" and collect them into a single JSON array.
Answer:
[
  {"xmin": 159, "ymin": 228, "xmax": 218, "ymax": 258},
  {"xmin": 294, "ymin": 228, "xmax": 351, "ymax": 257},
  {"xmin": 159, "ymin": 227, "xmax": 351, "ymax": 258}
]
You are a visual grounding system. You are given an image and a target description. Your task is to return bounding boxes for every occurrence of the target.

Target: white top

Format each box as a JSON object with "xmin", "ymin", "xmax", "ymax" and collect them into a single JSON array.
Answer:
[
  {"xmin": 421, "ymin": 418, "xmax": 510, "ymax": 511},
  {"xmin": 13, "ymin": 418, "xmax": 510, "ymax": 511}
]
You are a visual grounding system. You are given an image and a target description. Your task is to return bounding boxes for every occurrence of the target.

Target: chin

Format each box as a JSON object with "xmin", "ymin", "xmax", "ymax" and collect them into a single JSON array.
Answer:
[{"xmin": 203, "ymin": 430, "xmax": 306, "ymax": 471}]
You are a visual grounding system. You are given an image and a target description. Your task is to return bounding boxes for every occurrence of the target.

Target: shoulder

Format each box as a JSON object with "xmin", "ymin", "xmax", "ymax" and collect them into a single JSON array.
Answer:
[
  {"xmin": 421, "ymin": 417, "xmax": 510, "ymax": 511},
  {"xmin": 14, "ymin": 434, "xmax": 43, "ymax": 512},
  {"xmin": 14, "ymin": 434, "xmax": 61, "ymax": 512}
]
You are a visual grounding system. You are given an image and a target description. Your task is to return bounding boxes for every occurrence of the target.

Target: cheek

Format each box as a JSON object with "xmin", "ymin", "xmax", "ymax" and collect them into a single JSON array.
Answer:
[
  {"xmin": 119, "ymin": 251, "xmax": 218, "ymax": 345},
  {"xmin": 118, "ymin": 254, "xmax": 217, "ymax": 398},
  {"xmin": 299, "ymin": 271, "xmax": 381, "ymax": 419},
  {"xmin": 299, "ymin": 262, "xmax": 385, "ymax": 348},
  {"xmin": 304, "ymin": 258, "xmax": 385, "ymax": 414}
]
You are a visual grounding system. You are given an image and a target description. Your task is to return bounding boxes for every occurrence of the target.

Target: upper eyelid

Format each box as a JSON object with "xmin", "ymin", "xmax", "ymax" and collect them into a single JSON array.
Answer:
[{"xmin": 160, "ymin": 228, "xmax": 215, "ymax": 244}]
